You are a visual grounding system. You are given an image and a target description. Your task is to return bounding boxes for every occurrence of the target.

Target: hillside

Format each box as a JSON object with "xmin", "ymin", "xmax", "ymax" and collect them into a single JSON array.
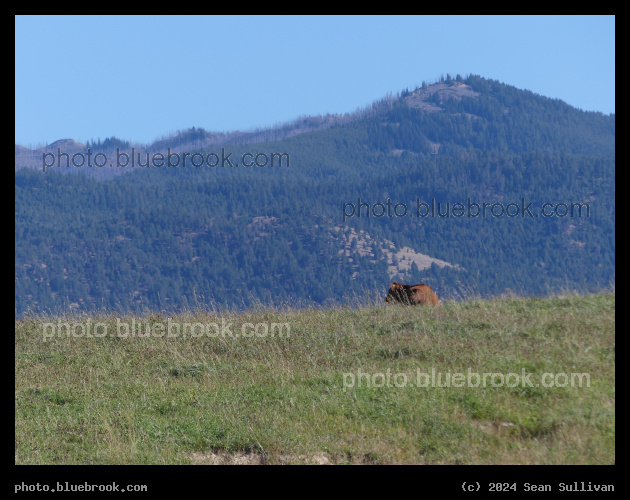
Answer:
[
  {"xmin": 15, "ymin": 292, "xmax": 615, "ymax": 464},
  {"xmin": 14, "ymin": 75, "xmax": 615, "ymax": 317},
  {"xmin": 14, "ymin": 114, "xmax": 357, "ymax": 179}
]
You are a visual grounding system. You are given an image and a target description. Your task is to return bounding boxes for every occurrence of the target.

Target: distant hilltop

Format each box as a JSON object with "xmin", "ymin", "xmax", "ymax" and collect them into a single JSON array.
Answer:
[
  {"xmin": 15, "ymin": 74, "xmax": 613, "ymax": 180},
  {"xmin": 15, "ymin": 114, "xmax": 357, "ymax": 178},
  {"xmin": 15, "ymin": 78, "xmax": 487, "ymax": 178}
]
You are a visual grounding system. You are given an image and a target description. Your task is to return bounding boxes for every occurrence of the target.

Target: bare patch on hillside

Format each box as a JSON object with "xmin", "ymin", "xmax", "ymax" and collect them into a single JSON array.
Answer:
[
  {"xmin": 404, "ymin": 82, "xmax": 480, "ymax": 112},
  {"xmin": 332, "ymin": 227, "xmax": 460, "ymax": 280}
]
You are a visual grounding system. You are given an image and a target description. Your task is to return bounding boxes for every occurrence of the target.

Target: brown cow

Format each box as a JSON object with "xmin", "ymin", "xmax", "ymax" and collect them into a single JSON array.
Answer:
[{"xmin": 384, "ymin": 282, "xmax": 440, "ymax": 306}]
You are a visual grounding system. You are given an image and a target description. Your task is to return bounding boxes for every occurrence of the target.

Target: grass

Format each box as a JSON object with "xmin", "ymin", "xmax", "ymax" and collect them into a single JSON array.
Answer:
[{"xmin": 15, "ymin": 292, "xmax": 615, "ymax": 464}]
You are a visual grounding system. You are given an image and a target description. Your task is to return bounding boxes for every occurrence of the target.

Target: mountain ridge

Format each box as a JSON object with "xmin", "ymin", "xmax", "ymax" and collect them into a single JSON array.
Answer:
[
  {"xmin": 17, "ymin": 74, "xmax": 613, "ymax": 179},
  {"xmin": 14, "ymin": 74, "xmax": 615, "ymax": 316}
]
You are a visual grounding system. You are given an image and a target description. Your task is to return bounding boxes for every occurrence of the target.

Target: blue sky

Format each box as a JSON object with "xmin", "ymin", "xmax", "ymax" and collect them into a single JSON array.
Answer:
[{"xmin": 15, "ymin": 15, "xmax": 615, "ymax": 147}]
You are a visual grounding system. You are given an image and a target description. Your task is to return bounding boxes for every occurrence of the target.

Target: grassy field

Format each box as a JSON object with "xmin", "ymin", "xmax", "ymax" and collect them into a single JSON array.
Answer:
[{"xmin": 15, "ymin": 292, "xmax": 615, "ymax": 464}]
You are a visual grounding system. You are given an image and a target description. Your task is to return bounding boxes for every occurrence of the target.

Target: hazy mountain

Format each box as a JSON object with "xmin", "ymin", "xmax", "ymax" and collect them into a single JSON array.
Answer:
[
  {"xmin": 15, "ymin": 74, "xmax": 615, "ymax": 316},
  {"xmin": 15, "ymin": 110, "xmax": 370, "ymax": 180}
]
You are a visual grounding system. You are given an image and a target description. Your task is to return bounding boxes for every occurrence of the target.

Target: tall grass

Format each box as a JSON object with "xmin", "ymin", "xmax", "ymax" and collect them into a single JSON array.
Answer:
[{"xmin": 15, "ymin": 291, "xmax": 614, "ymax": 464}]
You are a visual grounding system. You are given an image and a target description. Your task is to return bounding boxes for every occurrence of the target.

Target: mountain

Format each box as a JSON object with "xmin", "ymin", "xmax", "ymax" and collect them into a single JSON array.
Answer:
[
  {"xmin": 14, "ymin": 74, "xmax": 615, "ymax": 317},
  {"xmin": 14, "ymin": 114, "xmax": 361, "ymax": 180}
]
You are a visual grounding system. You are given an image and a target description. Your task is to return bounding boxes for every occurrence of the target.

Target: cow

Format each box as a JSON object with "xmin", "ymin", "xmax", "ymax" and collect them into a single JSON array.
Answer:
[{"xmin": 384, "ymin": 282, "xmax": 440, "ymax": 306}]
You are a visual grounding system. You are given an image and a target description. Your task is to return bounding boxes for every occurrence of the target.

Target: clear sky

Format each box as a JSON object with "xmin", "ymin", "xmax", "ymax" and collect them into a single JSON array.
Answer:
[{"xmin": 15, "ymin": 15, "xmax": 615, "ymax": 147}]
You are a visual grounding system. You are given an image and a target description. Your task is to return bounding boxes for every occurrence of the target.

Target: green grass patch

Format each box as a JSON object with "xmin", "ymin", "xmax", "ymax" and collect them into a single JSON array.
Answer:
[{"xmin": 15, "ymin": 292, "xmax": 615, "ymax": 464}]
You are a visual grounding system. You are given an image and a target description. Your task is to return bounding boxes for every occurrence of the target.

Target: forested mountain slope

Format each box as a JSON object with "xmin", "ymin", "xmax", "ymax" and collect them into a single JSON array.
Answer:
[{"xmin": 15, "ymin": 75, "xmax": 615, "ymax": 316}]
